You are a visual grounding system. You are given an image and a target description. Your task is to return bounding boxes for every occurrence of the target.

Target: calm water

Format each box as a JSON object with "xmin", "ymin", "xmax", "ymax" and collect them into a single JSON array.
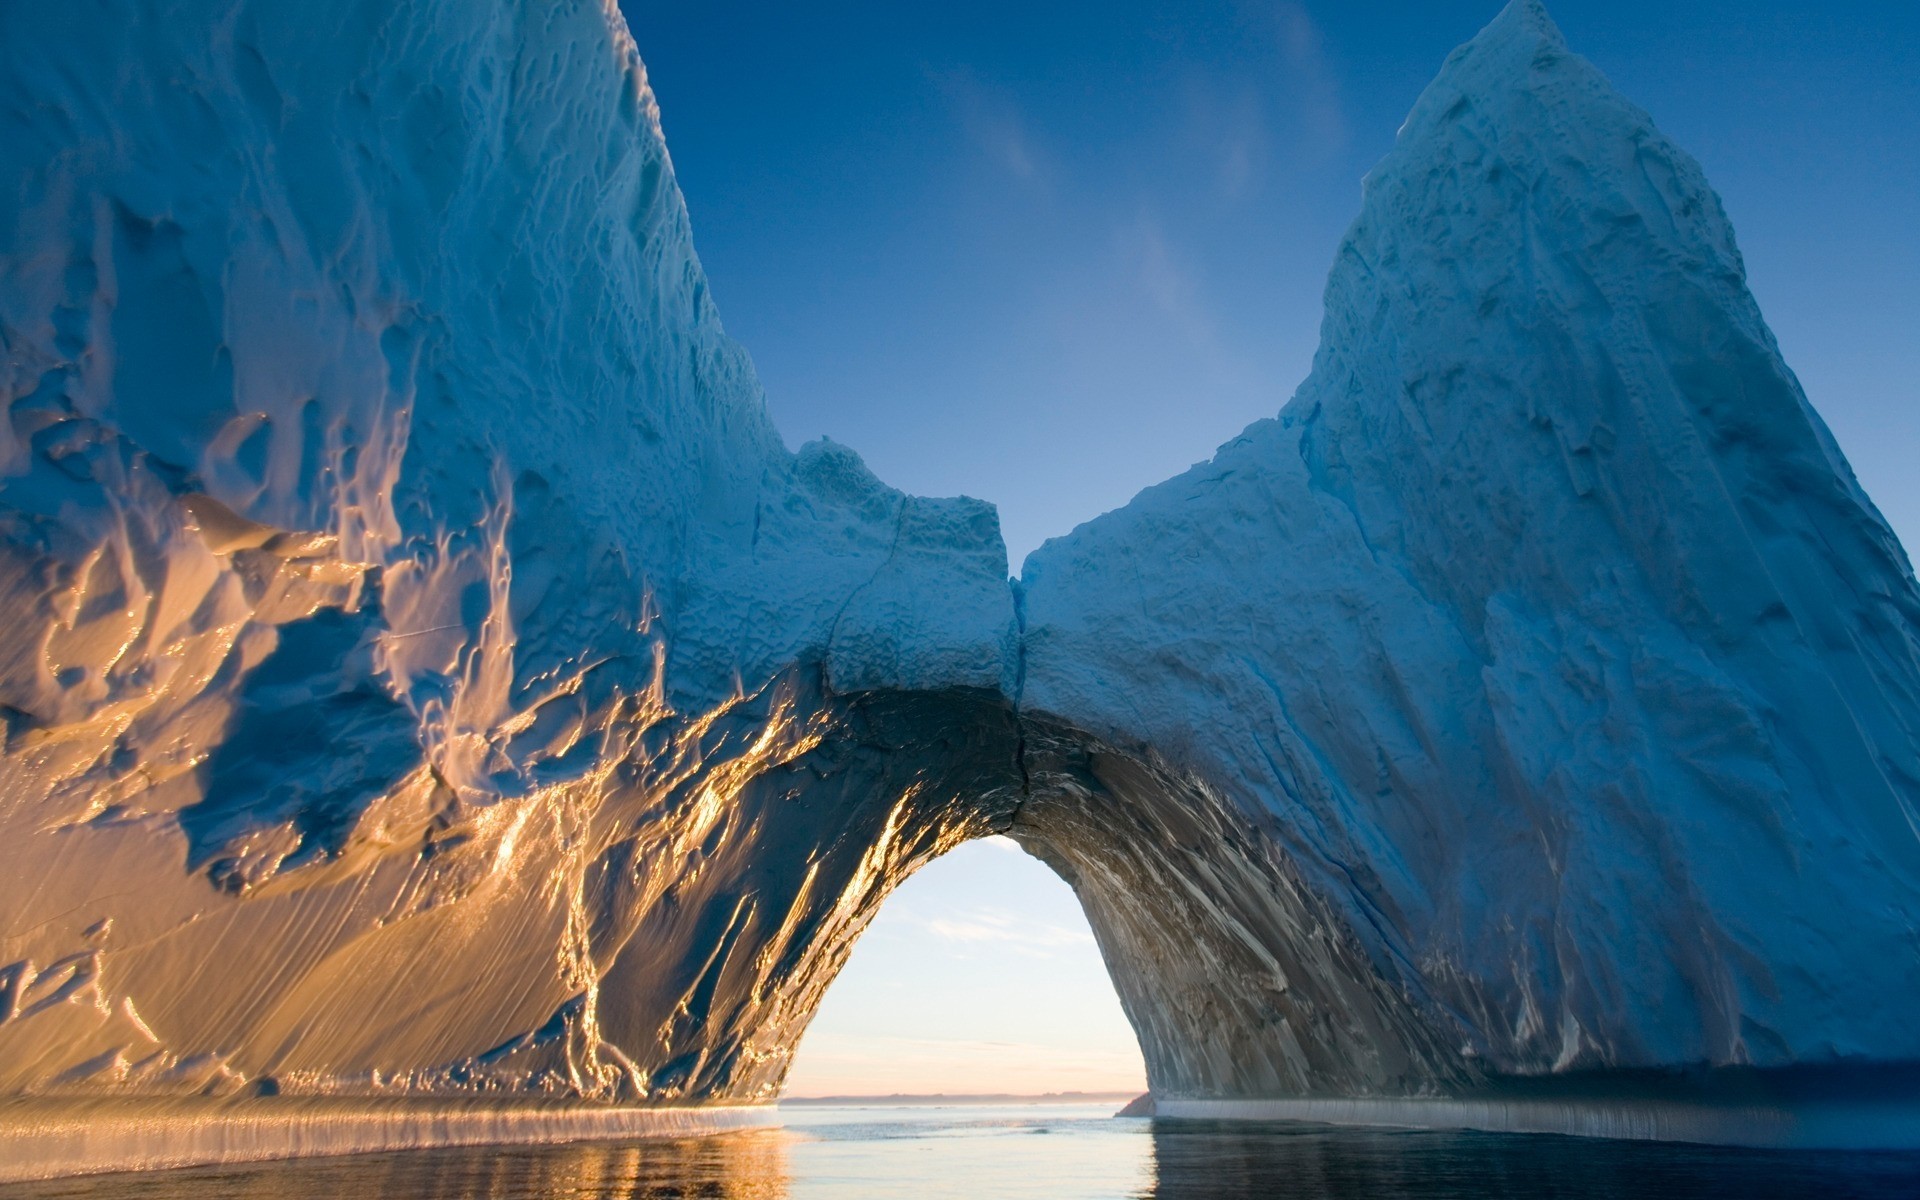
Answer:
[{"xmin": 10, "ymin": 1103, "xmax": 1920, "ymax": 1199}]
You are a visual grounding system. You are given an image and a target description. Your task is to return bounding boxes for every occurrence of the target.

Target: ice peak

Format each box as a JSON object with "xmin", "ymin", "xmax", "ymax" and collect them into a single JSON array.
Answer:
[
  {"xmin": 1343, "ymin": 0, "xmax": 1745, "ymax": 343},
  {"xmin": 1397, "ymin": 0, "xmax": 1594, "ymax": 153},
  {"xmin": 1482, "ymin": 0, "xmax": 1566, "ymax": 46}
]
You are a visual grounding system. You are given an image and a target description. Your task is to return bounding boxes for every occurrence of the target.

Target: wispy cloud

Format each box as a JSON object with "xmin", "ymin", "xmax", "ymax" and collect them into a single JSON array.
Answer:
[
  {"xmin": 1126, "ymin": 212, "xmax": 1236, "ymax": 367},
  {"xmin": 912, "ymin": 906, "xmax": 1093, "ymax": 955},
  {"xmin": 1152, "ymin": 4, "xmax": 1346, "ymax": 208},
  {"xmin": 1217, "ymin": 122, "xmax": 1259, "ymax": 200},
  {"xmin": 1171, "ymin": 78, "xmax": 1270, "ymax": 202},
  {"xmin": 1274, "ymin": 2, "xmax": 1348, "ymax": 152},
  {"xmin": 1177, "ymin": 0, "xmax": 1347, "ymax": 190},
  {"xmin": 927, "ymin": 67, "xmax": 1049, "ymax": 185},
  {"xmin": 1256, "ymin": 0, "xmax": 1349, "ymax": 156}
]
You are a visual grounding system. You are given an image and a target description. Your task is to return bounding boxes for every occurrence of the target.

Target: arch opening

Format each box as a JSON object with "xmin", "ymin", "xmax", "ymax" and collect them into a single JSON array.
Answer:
[
  {"xmin": 688, "ymin": 681, "xmax": 1461, "ymax": 1110},
  {"xmin": 781, "ymin": 834, "xmax": 1146, "ymax": 1101}
]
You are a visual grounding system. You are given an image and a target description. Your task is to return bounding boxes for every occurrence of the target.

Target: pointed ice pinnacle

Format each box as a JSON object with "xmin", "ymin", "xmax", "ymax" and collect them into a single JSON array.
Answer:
[
  {"xmin": 1023, "ymin": 0, "xmax": 1920, "ymax": 1076},
  {"xmin": 3, "ymin": 0, "xmax": 1920, "ymax": 1171}
]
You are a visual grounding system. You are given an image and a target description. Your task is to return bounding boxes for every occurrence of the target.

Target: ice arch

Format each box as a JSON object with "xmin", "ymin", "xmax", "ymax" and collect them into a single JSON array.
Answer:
[{"xmin": 3, "ymin": 0, "xmax": 1920, "ymax": 1173}]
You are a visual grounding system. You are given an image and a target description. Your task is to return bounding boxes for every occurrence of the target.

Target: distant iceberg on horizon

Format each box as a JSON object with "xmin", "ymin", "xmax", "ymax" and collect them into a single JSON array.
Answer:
[{"xmin": 3, "ymin": 0, "xmax": 1919, "ymax": 1177}]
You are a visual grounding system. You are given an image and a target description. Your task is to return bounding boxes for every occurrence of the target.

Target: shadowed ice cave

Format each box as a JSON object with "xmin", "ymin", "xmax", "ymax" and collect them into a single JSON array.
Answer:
[{"xmin": 4, "ymin": 0, "xmax": 1920, "ymax": 1174}]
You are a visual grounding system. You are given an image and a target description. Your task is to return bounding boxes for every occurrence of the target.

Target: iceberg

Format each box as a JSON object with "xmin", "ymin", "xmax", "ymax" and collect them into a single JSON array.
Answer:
[
  {"xmin": 1020, "ymin": 0, "xmax": 1920, "ymax": 1095},
  {"xmin": 2, "ymin": 0, "xmax": 1917, "ymax": 1177}
]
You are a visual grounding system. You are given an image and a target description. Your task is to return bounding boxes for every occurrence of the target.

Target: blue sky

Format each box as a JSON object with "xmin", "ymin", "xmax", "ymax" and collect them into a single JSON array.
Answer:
[
  {"xmin": 626, "ymin": 0, "xmax": 1917, "ymax": 564},
  {"xmin": 619, "ymin": 0, "xmax": 1919, "ymax": 1094}
]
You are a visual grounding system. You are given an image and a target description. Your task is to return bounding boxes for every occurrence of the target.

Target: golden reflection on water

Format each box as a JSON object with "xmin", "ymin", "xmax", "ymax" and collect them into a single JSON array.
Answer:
[
  {"xmin": 10, "ymin": 1131, "xmax": 791, "ymax": 1200},
  {"xmin": 377, "ymin": 1131, "xmax": 790, "ymax": 1200}
]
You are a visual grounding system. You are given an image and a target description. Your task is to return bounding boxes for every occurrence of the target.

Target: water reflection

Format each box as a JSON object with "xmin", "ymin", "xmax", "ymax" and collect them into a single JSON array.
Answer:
[
  {"xmin": 11, "ymin": 1107, "xmax": 1920, "ymax": 1199},
  {"xmin": 1147, "ymin": 1121, "xmax": 1920, "ymax": 1199},
  {"xmin": 5, "ymin": 1131, "xmax": 789, "ymax": 1200}
]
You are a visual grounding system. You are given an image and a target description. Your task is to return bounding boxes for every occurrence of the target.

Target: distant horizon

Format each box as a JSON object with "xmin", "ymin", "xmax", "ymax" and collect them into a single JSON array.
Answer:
[{"xmin": 779, "ymin": 1089, "xmax": 1142, "ymax": 1105}]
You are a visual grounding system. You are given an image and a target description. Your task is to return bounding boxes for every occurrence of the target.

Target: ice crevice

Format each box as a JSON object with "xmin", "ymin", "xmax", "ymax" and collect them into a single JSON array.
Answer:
[{"xmin": 3, "ymin": 0, "xmax": 1920, "ymax": 1175}]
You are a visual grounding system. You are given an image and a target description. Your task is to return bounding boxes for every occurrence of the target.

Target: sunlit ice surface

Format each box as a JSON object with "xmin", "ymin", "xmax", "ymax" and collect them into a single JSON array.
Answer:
[
  {"xmin": 13, "ymin": 1108, "xmax": 1920, "ymax": 1199},
  {"xmin": 782, "ymin": 837, "xmax": 1146, "ymax": 1098}
]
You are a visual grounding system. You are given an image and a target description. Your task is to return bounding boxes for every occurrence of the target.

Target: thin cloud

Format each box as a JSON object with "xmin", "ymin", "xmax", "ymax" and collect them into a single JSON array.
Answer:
[
  {"xmin": 916, "ymin": 906, "xmax": 1094, "ymax": 953},
  {"xmin": 1219, "ymin": 128, "xmax": 1257, "ymax": 200},
  {"xmin": 926, "ymin": 66, "xmax": 1050, "ymax": 185},
  {"xmin": 1127, "ymin": 212, "xmax": 1236, "ymax": 367},
  {"xmin": 1208, "ymin": 0, "xmax": 1349, "ymax": 164},
  {"xmin": 1172, "ymin": 78, "xmax": 1270, "ymax": 202},
  {"xmin": 1263, "ymin": 1, "xmax": 1349, "ymax": 155}
]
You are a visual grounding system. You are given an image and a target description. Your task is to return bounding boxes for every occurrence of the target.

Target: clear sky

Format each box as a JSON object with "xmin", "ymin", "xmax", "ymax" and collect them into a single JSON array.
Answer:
[{"xmin": 618, "ymin": 0, "xmax": 1920, "ymax": 1095}]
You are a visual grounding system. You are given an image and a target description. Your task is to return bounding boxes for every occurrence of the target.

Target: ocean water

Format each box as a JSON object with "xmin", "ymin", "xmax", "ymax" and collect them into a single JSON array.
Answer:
[{"xmin": 9, "ymin": 1103, "xmax": 1920, "ymax": 1199}]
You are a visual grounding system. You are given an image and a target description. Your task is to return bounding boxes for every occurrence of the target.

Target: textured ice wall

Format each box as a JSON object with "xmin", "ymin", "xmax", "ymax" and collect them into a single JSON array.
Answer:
[
  {"xmin": 1022, "ymin": 0, "xmax": 1920, "ymax": 1080},
  {"xmin": 0, "ymin": 0, "xmax": 1014, "ymax": 1103},
  {"xmin": 3, "ymin": 0, "xmax": 1919, "ymax": 1154}
]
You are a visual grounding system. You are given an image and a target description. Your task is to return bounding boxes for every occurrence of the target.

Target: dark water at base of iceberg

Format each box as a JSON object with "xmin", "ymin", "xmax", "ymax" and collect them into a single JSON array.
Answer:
[{"xmin": 9, "ymin": 1104, "xmax": 1920, "ymax": 1199}]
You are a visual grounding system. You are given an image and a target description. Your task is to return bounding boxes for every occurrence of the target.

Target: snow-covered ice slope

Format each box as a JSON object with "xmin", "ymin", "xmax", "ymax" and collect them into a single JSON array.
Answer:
[
  {"xmin": 3, "ymin": 0, "xmax": 1920, "ymax": 1166},
  {"xmin": 1023, "ymin": 0, "xmax": 1920, "ymax": 1077}
]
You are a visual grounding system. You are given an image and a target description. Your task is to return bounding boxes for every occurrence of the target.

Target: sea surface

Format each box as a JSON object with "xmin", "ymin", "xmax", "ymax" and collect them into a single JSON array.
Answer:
[{"xmin": 9, "ymin": 1102, "xmax": 1920, "ymax": 1199}]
